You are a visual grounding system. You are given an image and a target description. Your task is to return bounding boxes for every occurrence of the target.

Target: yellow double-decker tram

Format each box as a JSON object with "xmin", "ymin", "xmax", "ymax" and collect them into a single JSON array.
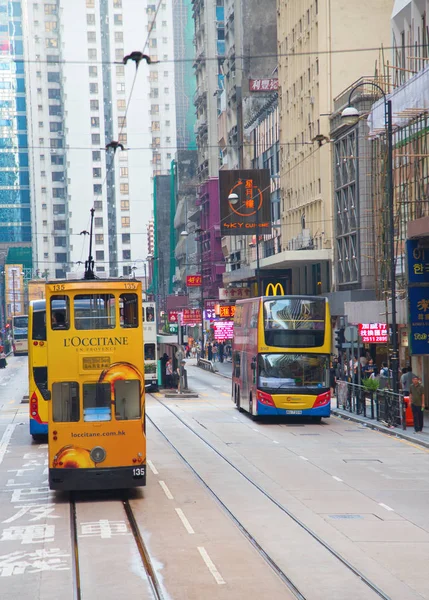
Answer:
[{"xmin": 45, "ymin": 278, "xmax": 146, "ymax": 491}]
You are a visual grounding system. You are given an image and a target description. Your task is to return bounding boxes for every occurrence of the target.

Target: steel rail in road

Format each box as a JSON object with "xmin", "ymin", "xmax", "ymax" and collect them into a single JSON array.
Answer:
[
  {"xmin": 148, "ymin": 396, "xmax": 393, "ymax": 600},
  {"xmin": 69, "ymin": 493, "xmax": 164, "ymax": 600}
]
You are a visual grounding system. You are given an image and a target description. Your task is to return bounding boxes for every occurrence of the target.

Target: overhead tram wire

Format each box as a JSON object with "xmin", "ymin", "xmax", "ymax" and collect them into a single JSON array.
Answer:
[{"xmin": 8, "ymin": 42, "xmax": 429, "ymax": 66}]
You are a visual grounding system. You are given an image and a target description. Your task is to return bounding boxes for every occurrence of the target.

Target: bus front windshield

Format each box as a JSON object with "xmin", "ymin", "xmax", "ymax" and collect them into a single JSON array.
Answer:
[
  {"xmin": 263, "ymin": 298, "xmax": 326, "ymax": 348},
  {"xmin": 258, "ymin": 353, "xmax": 329, "ymax": 392}
]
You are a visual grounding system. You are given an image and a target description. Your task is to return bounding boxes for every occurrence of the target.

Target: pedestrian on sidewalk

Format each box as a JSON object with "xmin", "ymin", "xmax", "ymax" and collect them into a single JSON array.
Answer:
[
  {"xmin": 400, "ymin": 366, "xmax": 414, "ymax": 397},
  {"xmin": 409, "ymin": 375, "xmax": 425, "ymax": 432}
]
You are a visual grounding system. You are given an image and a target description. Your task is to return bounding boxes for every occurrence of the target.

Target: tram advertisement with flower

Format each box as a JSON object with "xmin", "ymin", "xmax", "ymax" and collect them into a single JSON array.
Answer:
[
  {"xmin": 232, "ymin": 295, "xmax": 331, "ymax": 419},
  {"xmin": 45, "ymin": 280, "xmax": 146, "ymax": 491}
]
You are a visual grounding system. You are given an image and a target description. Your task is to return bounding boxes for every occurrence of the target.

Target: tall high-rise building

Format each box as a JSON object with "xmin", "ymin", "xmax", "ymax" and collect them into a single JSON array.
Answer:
[
  {"xmin": 0, "ymin": 0, "xmax": 31, "ymax": 256},
  {"xmin": 23, "ymin": 0, "xmax": 155, "ymax": 279},
  {"xmin": 192, "ymin": 0, "xmax": 225, "ymax": 301}
]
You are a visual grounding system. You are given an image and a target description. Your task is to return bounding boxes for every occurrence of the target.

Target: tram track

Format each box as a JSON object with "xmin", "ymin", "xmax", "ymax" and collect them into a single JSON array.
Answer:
[
  {"xmin": 69, "ymin": 493, "xmax": 164, "ymax": 600},
  {"xmin": 148, "ymin": 396, "xmax": 393, "ymax": 600}
]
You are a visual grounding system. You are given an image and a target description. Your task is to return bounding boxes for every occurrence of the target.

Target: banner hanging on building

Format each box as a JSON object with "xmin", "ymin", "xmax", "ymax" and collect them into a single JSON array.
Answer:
[
  {"xmin": 5, "ymin": 264, "xmax": 24, "ymax": 317},
  {"xmin": 358, "ymin": 323, "xmax": 388, "ymax": 343},
  {"xmin": 409, "ymin": 287, "xmax": 429, "ymax": 354},
  {"xmin": 219, "ymin": 169, "xmax": 271, "ymax": 236},
  {"xmin": 213, "ymin": 321, "xmax": 234, "ymax": 341},
  {"xmin": 182, "ymin": 308, "xmax": 202, "ymax": 324}
]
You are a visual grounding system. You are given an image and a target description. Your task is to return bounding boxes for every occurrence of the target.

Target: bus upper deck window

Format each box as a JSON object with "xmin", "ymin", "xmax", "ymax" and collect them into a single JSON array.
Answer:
[
  {"xmin": 51, "ymin": 296, "xmax": 70, "ymax": 330},
  {"xmin": 119, "ymin": 294, "xmax": 138, "ymax": 328},
  {"xmin": 74, "ymin": 294, "xmax": 115, "ymax": 330}
]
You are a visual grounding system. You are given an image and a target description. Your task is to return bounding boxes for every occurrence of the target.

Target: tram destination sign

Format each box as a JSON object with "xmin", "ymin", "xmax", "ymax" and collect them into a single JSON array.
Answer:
[{"xmin": 219, "ymin": 169, "xmax": 271, "ymax": 236}]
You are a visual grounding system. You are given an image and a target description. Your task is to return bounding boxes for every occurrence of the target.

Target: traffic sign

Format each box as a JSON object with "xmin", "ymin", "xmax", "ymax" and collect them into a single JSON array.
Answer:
[{"xmin": 344, "ymin": 326, "xmax": 358, "ymax": 342}]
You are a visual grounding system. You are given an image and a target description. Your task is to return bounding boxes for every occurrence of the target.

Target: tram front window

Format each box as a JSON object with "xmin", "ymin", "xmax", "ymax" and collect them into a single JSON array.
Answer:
[
  {"xmin": 52, "ymin": 382, "xmax": 79, "ymax": 422},
  {"xmin": 114, "ymin": 380, "xmax": 141, "ymax": 420},
  {"xmin": 74, "ymin": 294, "xmax": 115, "ymax": 330},
  {"xmin": 83, "ymin": 383, "xmax": 111, "ymax": 422}
]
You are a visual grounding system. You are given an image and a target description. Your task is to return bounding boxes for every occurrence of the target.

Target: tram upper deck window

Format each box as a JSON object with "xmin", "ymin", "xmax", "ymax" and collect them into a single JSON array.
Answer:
[
  {"xmin": 146, "ymin": 306, "xmax": 155, "ymax": 322},
  {"xmin": 83, "ymin": 383, "xmax": 111, "ymax": 422},
  {"xmin": 119, "ymin": 293, "xmax": 138, "ymax": 328},
  {"xmin": 114, "ymin": 380, "xmax": 141, "ymax": 420},
  {"xmin": 52, "ymin": 382, "xmax": 79, "ymax": 422},
  {"xmin": 74, "ymin": 294, "xmax": 115, "ymax": 330},
  {"xmin": 51, "ymin": 296, "xmax": 70, "ymax": 330}
]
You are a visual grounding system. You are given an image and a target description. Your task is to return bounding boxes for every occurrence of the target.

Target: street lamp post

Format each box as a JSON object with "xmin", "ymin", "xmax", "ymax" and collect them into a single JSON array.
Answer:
[
  {"xmin": 181, "ymin": 227, "xmax": 205, "ymax": 358},
  {"xmin": 12, "ymin": 269, "xmax": 16, "ymax": 317},
  {"xmin": 341, "ymin": 81, "xmax": 398, "ymax": 393}
]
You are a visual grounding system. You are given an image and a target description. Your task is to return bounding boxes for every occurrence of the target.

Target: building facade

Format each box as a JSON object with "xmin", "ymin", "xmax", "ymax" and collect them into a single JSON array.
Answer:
[
  {"xmin": 192, "ymin": 0, "xmax": 225, "ymax": 302},
  {"xmin": 277, "ymin": 0, "xmax": 392, "ymax": 294}
]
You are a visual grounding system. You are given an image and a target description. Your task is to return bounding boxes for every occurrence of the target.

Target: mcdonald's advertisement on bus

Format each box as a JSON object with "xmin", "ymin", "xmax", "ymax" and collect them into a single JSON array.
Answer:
[{"xmin": 219, "ymin": 169, "xmax": 271, "ymax": 236}]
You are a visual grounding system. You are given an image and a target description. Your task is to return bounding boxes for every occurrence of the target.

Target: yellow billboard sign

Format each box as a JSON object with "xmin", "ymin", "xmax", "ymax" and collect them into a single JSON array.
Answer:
[{"xmin": 28, "ymin": 281, "xmax": 46, "ymax": 302}]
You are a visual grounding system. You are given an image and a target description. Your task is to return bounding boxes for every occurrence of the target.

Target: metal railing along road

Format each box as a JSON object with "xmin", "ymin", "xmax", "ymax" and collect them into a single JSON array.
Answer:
[{"xmin": 337, "ymin": 381, "xmax": 405, "ymax": 429}]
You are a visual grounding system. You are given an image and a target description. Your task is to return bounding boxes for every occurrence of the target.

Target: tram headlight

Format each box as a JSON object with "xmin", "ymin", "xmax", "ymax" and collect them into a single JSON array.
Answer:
[{"xmin": 90, "ymin": 446, "xmax": 106, "ymax": 464}]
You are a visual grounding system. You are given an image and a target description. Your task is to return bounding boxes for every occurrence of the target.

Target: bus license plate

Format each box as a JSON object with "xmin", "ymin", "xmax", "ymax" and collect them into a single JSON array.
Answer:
[{"xmin": 286, "ymin": 410, "xmax": 302, "ymax": 415}]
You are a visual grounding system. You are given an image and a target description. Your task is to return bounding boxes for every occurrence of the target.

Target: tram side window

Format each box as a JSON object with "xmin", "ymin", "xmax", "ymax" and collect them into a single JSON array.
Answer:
[
  {"xmin": 119, "ymin": 293, "xmax": 138, "ymax": 328},
  {"xmin": 114, "ymin": 380, "xmax": 141, "ymax": 420},
  {"xmin": 51, "ymin": 296, "xmax": 70, "ymax": 330},
  {"xmin": 144, "ymin": 343, "xmax": 155, "ymax": 360},
  {"xmin": 146, "ymin": 306, "xmax": 155, "ymax": 322},
  {"xmin": 52, "ymin": 382, "xmax": 79, "ymax": 422},
  {"xmin": 32, "ymin": 310, "xmax": 46, "ymax": 341},
  {"xmin": 83, "ymin": 383, "xmax": 111, "ymax": 422},
  {"xmin": 74, "ymin": 294, "xmax": 115, "ymax": 330}
]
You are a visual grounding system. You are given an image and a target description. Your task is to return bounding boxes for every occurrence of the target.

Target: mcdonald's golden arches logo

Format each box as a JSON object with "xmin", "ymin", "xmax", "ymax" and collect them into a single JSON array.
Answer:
[{"xmin": 265, "ymin": 283, "xmax": 285, "ymax": 296}]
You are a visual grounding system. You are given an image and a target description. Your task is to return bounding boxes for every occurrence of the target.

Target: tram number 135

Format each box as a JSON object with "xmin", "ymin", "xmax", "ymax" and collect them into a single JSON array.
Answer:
[{"xmin": 132, "ymin": 467, "xmax": 145, "ymax": 478}]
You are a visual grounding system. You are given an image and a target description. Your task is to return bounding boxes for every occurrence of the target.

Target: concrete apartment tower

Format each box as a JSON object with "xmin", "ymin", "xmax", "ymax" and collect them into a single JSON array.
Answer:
[
  {"xmin": 277, "ymin": 0, "xmax": 392, "ymax": 292},
  {"xmin": 23, "ymin": 0, "xmax": 154, "ymax": 279}
]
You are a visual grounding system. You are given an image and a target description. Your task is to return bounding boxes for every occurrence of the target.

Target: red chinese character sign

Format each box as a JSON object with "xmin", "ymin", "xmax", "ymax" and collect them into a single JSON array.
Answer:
[
  {"xmin": 186, "ymin": 275, "xmax": 202, "ymax": 287},
  {"xmin": 249, "ymin": 78, "xmax": 278, "ymax": 92},
  {"xmin": 219, "ymin": 169, "xmax": 271, "ymax": 236},
  {"xmin": 358, "ymin": 323, "xmax": 388, "ymax": 343},
  {"xmin": 168, "ymin": 311, "xmax": 179, "ymax": 323},
  {"xmin": 182, "ymin": 309, "xmax": 202, "ymax": 324},
  {"xmin": 213, "ymin": 321, "xmax": 234, "ymax": 341}
]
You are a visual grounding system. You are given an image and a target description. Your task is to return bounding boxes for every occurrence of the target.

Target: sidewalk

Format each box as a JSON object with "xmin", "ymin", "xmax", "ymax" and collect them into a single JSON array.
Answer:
[{"xmin": 207, "ymin": 359, "xmax": 429, "ymax": 448}]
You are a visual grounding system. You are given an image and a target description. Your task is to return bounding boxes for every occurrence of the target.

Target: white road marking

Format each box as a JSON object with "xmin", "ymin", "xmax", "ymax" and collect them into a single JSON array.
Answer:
[
  {"xmin": 158, "ymin": 480, "xmax": 174, "ymax": 500},
  {"xmin": 379, "ymin": 502, "xmax": 394, "ymax": 512},
  {"xmin": 197, "ymin": 546, "xmax": 226, "ymax": 585},
  {"xmin": 147, "ymin": 460, "xmax": 159, "ymax": 475},
  {"xmin": 299, "ymin": 455, "xmax": 308, "ymax": 461},
  {"xmin": 175, "ymin": 508, "xmax": 195, "ymax": 534},
  {"xmin": 273, "ymin": 440, "xmax": 279, "ymax": 444},
  {"xmin": 252, "ymin": 428, "xmax": 258, "ymax": 432},
  {"xmin": 332, "ymin": 476, "xmax": 343, "ymax": 482},
  {"xmin": 233, "ymin": 417, "xmax": 238, "ymax": 420},
  {"xmin": 0, "ymin": 424, "xmax": 16, "ymax": 466}
]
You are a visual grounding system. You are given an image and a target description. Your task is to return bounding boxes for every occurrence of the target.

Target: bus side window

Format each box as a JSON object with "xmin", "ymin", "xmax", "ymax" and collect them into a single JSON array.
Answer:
[
  {"xmin": 233, "ymin": 351, "xmax": 241, "ymax": 378},
  {"xmin": 120, "ymin": 293, "xmax": 138, "ymax": 328},
  {"xmin": 33, "ymin": 311, "xmax": 46, "ymax": 341},
  {"xmin": 51, "ymin": 296, "xmax": 70, "ymax": 330},
  {"xmin": 52, "ymin": 382, "xmax": 79, "ymax": 422},
  {"xmin": 114, "ymin": 380, "xmax": 141, "ymax": 420},
  {"xmin": 146, "ymin": 307, "xmax": 154, "ymax": 322}
]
